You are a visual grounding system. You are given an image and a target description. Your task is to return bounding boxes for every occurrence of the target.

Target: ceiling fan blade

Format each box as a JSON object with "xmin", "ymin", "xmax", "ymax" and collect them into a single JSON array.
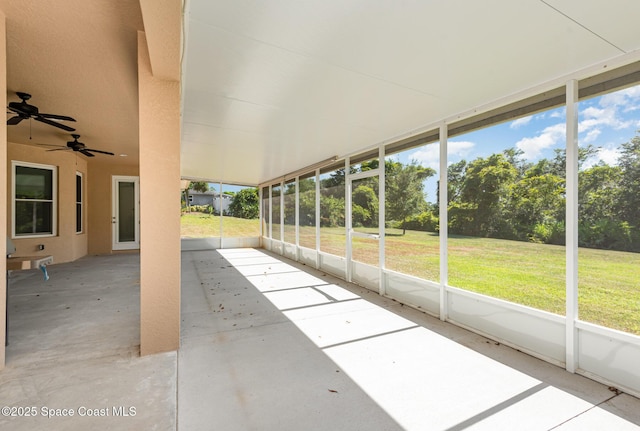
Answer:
[
  {"xmin": 38, "ymin": 113, "xmax": 76, "ymax": 122},
  {"xmin": 85, "ymin": 148, "xmax": 115, "ymax": 156},
  {"xmin": 34, "ymin": 116, "xmax": 76, "ymax": 132},
  {"xmin": 7, "ymin": 116, "xmax": 24, "ymax": 125},
  {"xmin": 46, "ymin": 148, "xmax": 71, "ymax": 152},
  {"xmin": 80, "ymin": 149, "xmax": 95, "ymax": 157},
  {"xmin": 36, "ymin": 143, "xmax": 67, "ymax": 147}
]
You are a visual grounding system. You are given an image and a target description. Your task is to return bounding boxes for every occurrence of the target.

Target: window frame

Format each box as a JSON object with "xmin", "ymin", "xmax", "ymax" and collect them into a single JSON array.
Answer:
[
  {"xmin": 12, "ymin": 160, "xmax": 58, "ymax": 239},
  {"xmin": 76, "ymin": 171, "xmax": 83, "ymax": 234}
]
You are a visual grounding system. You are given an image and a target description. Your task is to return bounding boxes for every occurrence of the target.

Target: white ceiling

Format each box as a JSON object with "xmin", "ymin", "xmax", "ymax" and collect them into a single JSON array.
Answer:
[
  {"xmin": 181, "ymin": 0, "xmax": 640, "ymax": 186},
  {"xmin": 2, "ymin": 1, "xmax": 639, "ymax": 182}
]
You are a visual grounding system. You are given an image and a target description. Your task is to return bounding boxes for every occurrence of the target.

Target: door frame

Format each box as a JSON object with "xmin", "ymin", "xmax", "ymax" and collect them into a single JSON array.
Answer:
[{"xmin": 112, "ymin": 175, "xmax": 140, "ymax": 250}]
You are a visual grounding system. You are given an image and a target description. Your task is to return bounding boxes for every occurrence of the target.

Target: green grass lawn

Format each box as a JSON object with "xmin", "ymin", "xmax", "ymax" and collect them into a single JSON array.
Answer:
[
  {"xmin": 182, "ymin": 216, "xmax": 640, "ymax": 335},
  {"xmin": 304, "ymin": 226, "xmax": 640, "ymax": 335},
  {"xmin": 180, "ymin": 212, "xmax": 259, "ymax": 238}
]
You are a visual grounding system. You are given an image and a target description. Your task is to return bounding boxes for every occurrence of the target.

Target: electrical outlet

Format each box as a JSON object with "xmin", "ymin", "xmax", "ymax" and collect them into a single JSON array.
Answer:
[{"xmin": 38, "ymin": 244, "xmax": 45, "ymax": 251}]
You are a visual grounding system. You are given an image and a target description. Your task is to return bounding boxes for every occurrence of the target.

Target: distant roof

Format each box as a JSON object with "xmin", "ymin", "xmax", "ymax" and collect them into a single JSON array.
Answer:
[{"xmin": 188, "ymin": 190, "xmax": 233, "ymax": 197}]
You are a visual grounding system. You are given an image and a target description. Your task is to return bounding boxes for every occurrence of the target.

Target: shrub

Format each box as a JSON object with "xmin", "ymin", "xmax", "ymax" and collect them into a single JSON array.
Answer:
[
  {"xmin": 578, "ymin": 219, "xmax": 635, "ymax": 251},
  {"xmin": 530, "ymin": 220, "xmax": 565, "ymax": 245},
  {"xmin": 402, "ymin": 211, "xmax": 439, "ymax": 232}
]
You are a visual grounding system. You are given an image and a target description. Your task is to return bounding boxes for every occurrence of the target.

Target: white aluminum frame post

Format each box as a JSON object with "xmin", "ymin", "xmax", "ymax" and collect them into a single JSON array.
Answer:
[
  {"xmin": 439, "ymin": 123, "xmax": 448, "ymax": 322},
  {"xmin": 378, "ymin": 145, "xmax": 386, "ymax": 296},
  {"xmin": 565, "ymin": 80, "xmax": 579, "ymax": 373}
]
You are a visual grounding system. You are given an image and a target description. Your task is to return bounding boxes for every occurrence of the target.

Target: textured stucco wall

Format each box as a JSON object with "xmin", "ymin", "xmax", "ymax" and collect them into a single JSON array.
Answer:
[
  {"xmin": 87, "ymin": 161, "xmax": 139, "ymax": 256},
  {"xmin": 6, "ymin": 142, "xmax": 88, "ymax": 264},
  {"xmin": 1, "ymin": 11, "xmax": 7, "ymax": 368},
  {"xmin": 138, "ymin": 30, "xmax": 181, "ymax": 356}
]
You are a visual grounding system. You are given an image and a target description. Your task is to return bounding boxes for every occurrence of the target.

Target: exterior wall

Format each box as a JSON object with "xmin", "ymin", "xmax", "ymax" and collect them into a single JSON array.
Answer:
[
  {"xmin": 188, "ymin": 192, "xmax": 232, "ymax": 213},
  {"xmin": 87, "ymin": 161, "xmax": 139, "ymax": 255},
  {"xmin": 188, "ymin": 192, "xmax": 214, "ymax": 206},
  {"xmin": 6, "ymin": 142, "xmax": 88, "ymax": 264},
  {"xmin": 6, "ymin": 144, "xmax": 139, "ymax": 260},
  {"xmin": 1, "ymin": 11, "xmax": 7, "ymax": 368},
  {"xmin": 138, "ymin": 30, "xmax": 181, "ymax": 356}
]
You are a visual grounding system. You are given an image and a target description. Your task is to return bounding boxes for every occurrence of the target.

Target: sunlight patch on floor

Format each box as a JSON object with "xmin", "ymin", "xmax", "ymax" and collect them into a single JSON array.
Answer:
[{"xmin": 217, "ymin": 248, "xmax": 640, "ymax": 430}]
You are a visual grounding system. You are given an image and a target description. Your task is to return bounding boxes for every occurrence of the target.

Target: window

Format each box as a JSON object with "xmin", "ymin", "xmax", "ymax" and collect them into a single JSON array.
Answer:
[
  {"xmin": 271, "ymin": 184, "xmax": 282, "ymax": 241},
  {"xmin": 261, "ymin": 186, "xmax": 269, "ymax": 237},
  {"xmin": 298, "ymin": 172, "xmax": 316, "ymax": 249},
  {"xmin": 283, "ymin": 179, "xmax": 296, "ymax": 244},
  {"xmin": 350, "ymin": 156, "xmax": 379, "ymax": 266},
  {"xmin": 447, "ymin": 105, "xmax": 567, "ymax": 315},
  {"xmin": 319, "ymin": 163, "xmax": 346, "ymax": 257},
  {"xmin": 76, "ymin": 172, "xmax": 83, "ymax": 233},
  {"xmin": 577, "ymin": 84, "xmax": 640, "ymax": 335},
  {"xmin": 13, "ymin": 161, "xmax": 57, "ymax": 237},
  {"xmin": 385, "ymin": 139, "xmax": 440, "ymax": 281}
]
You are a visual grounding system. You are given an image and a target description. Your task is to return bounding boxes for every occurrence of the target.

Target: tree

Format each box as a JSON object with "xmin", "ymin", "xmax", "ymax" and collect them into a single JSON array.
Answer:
[
  {"xmin": 298, "ymin": 178, "xmax": 316, "ymax": 226},
  {"xmin": 445, "ymin": 160, "xmax": 467, "ymax": 206},
  {"xmin": 183, "ymin": 181, "xmax": 210, "ymax": 212},
  {"xmin": 450, "ymin": 153, "xmax": 517, "ymax": 237},
  {"xmin": 385, "ymin": 160, "xmax": 435, "ymax": 234},
  {"xmin": 190, "ymin": 181, "xmax": 209, "ymax": 193},
  {"xmin": 283, "ymin": 182, "xmax": 296, "ymax": 229},
  {"xmin": 509, "ymin": 172, "xmax": 565, "ymax": 243},
  {"xmin": 228, "ymin": 188, "xmax": 259, "ymax": 219},
  {"xmin": 579, "ymin": 164, "xmax": 622, "ymax": 226},
  {"xmin": 319, "ymin": 195, "xmax": 344, "ymax": 227},
  {"xmin": 503, "ymin": 147, "xmax": 531, "ymax": 177},
  {"xmin": 352, "ymin": 184, "xmax": 378, "ymax": 227},
  {"xmin": 618, "ymin": 135, "xmax": 640, "ymax": 229}
]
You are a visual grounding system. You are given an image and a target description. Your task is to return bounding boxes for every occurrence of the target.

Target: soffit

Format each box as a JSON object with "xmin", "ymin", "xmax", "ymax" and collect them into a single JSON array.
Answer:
[
  {"xmin": 181, "ymin": 0, "xmax": 640, "ymax": 186},
  {"xmin": 1, "ymin": 0, "xmax": 143, "ymax": 165}
]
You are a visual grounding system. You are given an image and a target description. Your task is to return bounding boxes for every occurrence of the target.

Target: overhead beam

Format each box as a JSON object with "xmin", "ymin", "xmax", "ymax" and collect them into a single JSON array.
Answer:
[{"xmin": 139, "ymin": 0, "xmax": 181, "ymax": 81}]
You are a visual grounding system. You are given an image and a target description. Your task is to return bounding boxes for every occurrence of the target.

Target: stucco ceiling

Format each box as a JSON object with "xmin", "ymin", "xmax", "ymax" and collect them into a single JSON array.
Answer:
[
  {"xmin": 1, "ymin": 0, "xmax": 143, "ymax": 165},
  {"xmin": 181, "ymin": 0, "xmax": 640, "ymax": 186}
]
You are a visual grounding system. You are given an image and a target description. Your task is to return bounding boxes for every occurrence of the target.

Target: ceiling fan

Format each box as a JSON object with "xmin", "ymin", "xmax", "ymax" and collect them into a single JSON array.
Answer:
[
  {"xmin": 46, "ymin": 134, "xmax": 114, "ymax": 157},
  {"xmin": 7, "ymin": 92, "xmax": 76, "ymax": 132}
]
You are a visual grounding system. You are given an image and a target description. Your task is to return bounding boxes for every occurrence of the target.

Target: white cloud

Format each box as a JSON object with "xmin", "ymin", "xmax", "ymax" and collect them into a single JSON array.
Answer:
[
  {"xmin": 408, "ymin": 145, "xmax": 440, "ymax": 170},
  {"xmin": 515, "ymin": 123, "xmax": 565, "ymax": 160},
  {"xmin": 448, "ymin": 140, "xmax": 475, "ymax": 155},
  {"xmin": 575, "ymin": 86, "xmax": 640, "ymax": 144},
  {"xmin": 408, "ymin": 140, "xmax": 475, "ymax": 169},
  {"xmin": 579, "ymin": 106, "xmax": 632, "ymax": 131},
  {"xmin": 599, "ymin": 86, "xmax": 640, "ymax": 109},
  {"xmin": 582, "ymin": 128, "xmax": 601, "ymax": 143},
  {"xmin": 582, "ymin": 145, "xmax": 622, "ymax": 169},
  {"xmin": 549, "ymin": 109, "xmax": 565, "ymax": 118},
  {"xmin": 510, "ymin": 115, "xmax": 532, "ymax": 129},
  {"xmin": 597, "ymin": 146, "xmax": 621, "ymax": 166}
]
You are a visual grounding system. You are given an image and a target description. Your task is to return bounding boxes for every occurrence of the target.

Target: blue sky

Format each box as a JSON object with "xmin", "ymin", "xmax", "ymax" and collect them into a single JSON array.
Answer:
[{"xmin": 396, "ymin": 84, "xmax": 640, "ymax": 202}]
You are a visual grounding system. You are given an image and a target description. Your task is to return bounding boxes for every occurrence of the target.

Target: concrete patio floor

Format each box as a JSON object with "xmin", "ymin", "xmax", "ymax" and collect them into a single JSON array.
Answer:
[{"xmin": 1, "ymin": 248, "xmax": 640, "ymax": 430}]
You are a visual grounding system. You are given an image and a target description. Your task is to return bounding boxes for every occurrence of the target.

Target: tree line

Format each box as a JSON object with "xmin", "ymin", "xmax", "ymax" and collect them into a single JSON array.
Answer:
[
  {"xmin": 445, "ymin": 135, "xmax": 640, "ymax": 251},
  {"xmin": 201, "ymin": 132, "xmax": 640, "ymax": 253},
  {"xmin": 292, "ymin": 134, "xmax": 640, "ymax": 252}
]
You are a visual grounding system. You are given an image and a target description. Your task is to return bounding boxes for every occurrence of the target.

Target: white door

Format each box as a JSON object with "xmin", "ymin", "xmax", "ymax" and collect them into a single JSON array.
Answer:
[{"xmin": 112, "ymin": 176, "xmax": 140, "ymax": 250}]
